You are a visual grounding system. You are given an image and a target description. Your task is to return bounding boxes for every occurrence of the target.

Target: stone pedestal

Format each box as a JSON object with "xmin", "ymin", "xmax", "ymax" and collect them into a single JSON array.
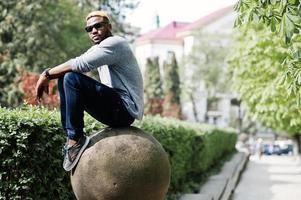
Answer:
[{"xmin": 70, "ymin": 127, "xmax": 170, "ymax": 200}]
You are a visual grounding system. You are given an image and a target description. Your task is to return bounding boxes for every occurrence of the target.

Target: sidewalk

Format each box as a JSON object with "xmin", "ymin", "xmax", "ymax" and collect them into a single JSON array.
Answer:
[
  {"xmin": 180, "ymin": 152, "xmax": 249, "ymax": 200},
  {"xmin": 231, "ymin": 155, "xmax": 301, "ymax": 200}
]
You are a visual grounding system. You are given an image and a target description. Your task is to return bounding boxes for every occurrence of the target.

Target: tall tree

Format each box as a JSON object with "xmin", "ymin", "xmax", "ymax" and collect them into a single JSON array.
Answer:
[
  {"xmin": 234, "ymin": 0, "xmax": 301, "ymax": 43},
  {"xmin": 0, "ymin": 57, "xmax": 23, "ymax": 107},
  {"xmin": 1, "ymin": 0, "xmax": 76, "ymax": 72},
  {"xmin": 144, "ymin": 57, "xmax": 164, "ymax": 115},
  {"xmin": 234, "ymin": 0, "xmax": 301, "ymax": 103},
  {"xmin": 163, "ymin": 52, "xmax": 182, "ymax": 119},
  {"xmin": 228, "ymin": 23, "xmax": 301, "ymax": 138},
  {"xmin": 183, "ymin": 31, "xmax": 231, "ymax": 121}
]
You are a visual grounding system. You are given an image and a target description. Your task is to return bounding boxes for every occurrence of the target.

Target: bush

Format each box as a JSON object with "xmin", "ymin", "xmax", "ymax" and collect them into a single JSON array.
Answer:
[
  {"xmin": 0, "ymin": 106, "xmax": 71, "ymax": 200},
  {"xmin": 135, "ymin": 116, "xmax": 237, "ymax": 195},
  {"xmin": 0, "ymin": 106, "xmax": 237, "ymax": 199}
]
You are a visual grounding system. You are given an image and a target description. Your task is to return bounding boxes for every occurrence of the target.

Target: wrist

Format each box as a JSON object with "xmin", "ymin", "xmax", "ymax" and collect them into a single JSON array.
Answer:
[{"xmin": 43, "ymin": 68, "xmax": 52, "ymax": 80}]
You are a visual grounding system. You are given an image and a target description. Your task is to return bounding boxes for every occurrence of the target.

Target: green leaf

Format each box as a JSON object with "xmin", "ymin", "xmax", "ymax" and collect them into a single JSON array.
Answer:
[
  {"xmin": 286, "ymin": 13, "xmax": 301, "ymax": 23},
  {"xmin": 271, "ymin": 17, "xmax": 277, "ymax": 32},
  {"xmin": 288, "ymin": 0, "xmax": 297, "ymax": 5},
  {"xmin": 234, "ymin": 16, "xmax": 243, "ymax": 27},
  {"xmin": 280, "ymin": 13, "xmax": 296, "ymax": 43}
]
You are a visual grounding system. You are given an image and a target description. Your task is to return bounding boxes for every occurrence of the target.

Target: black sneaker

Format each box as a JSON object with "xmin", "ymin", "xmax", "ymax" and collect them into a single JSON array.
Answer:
[{"xmin": 63, "ymin": 136, "xmax": 90, "ymax": 171}]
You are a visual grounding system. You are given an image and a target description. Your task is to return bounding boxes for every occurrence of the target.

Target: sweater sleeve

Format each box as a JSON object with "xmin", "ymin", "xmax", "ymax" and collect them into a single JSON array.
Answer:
[{"xmin": 69, "ymin": 37, "xmax": 119, "ymax": 73}]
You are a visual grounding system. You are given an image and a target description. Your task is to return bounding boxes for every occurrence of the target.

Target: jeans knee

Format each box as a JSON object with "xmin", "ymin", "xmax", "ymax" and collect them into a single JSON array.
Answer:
[
  {"xmin": 64, "ymin": 71, "xmax": 78, "ymax": 81},
  {"xmin": 63, "ymin": 72, "xmax": 80, "ymax": 87}
]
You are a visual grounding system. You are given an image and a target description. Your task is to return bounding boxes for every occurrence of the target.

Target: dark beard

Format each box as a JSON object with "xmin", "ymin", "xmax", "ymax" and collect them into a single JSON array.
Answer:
[{"xmin": 94, "ymin": 31, "xmax": 113, "ymax": 44}]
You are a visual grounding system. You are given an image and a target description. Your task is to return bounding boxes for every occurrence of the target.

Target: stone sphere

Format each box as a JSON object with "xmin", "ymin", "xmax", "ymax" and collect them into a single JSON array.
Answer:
[{"xmin": 70, "ymin": 127, "xmax": 171, "ymax": 200}]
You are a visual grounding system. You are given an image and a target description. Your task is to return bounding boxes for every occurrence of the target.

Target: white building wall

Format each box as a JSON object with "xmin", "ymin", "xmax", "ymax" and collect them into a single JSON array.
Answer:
[
  {"xmin": 135, "ymin": 41, "xmax": 183, "ymax": 76},
  {"xmin": 134, "ymin": 10, "xmax": 238, "ymax": 127},
  {"xmin": 194, "ymin": 88, "xmax": 207, "ymax": 122},
  {"xmin": 183, "ymin": 36, "xmax": 194, "ymax": 56},
  {"xmin": 181, "ymin": 11, "xmax": 236, "ymax": 125},
  {"xmin": 135, "ymin": 43, "xmax": 153, "ymax": 75},
  {"xmin": 151, "ymin": 42, "xmax": 183, "ymax": 65},
  {"xmin": 202, "ymin": 12, "xmax": 236, "ymax": 34},
  {"xmin": 181, "ymin": 83, "xmax": 207, "ymax": 122},
  {"xmin": 217, "ymin": 94, "xmax": 232, "ymax": 127}
]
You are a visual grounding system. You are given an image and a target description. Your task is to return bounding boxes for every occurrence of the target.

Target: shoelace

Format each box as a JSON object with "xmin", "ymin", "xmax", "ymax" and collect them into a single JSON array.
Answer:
[
  {"xmin": 63, "ymin": 137, "xmax": 85, "ymax": 161},
  {"xmin": 62, "ymin": 145, "xmax": 74, "ymax": 161},
  {"xmin": 66, "ymin": 142, "xmax": 81, "ymax": 161}
]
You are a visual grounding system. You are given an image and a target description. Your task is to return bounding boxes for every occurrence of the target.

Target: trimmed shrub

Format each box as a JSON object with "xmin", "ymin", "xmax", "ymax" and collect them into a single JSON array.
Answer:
[
  {"xmin": 0, "ymin": 106, "xmax": 237, "ymax": 199},
  {"xmin": 135, "ymin": 116, "xmax": 237, "ymax": 195},
  {"xmin": 0, "ymin": 106, "xmax": 71, "ymax": 200}
]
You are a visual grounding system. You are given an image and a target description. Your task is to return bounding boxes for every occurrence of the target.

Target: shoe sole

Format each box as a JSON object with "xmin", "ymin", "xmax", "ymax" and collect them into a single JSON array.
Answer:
[{"xmin": 64, "ymin": 136, "xmax": 90, "ymax": 171}]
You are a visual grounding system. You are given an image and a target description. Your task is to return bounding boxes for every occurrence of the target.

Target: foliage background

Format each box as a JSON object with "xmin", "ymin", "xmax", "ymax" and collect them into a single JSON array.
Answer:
[
  {"xmin": 144, "ymin": 56, "xmax": 164, "ymax": 115},
  {"xmin": 182, "ymin": 30, "xmax": 231, "ymax": 122},
  {"xmin": 232, "ymin": 1, "xmax": 301, "ymax": 139},
  {"xmin": 163, "ymin": 52, "xmax": 182, "ymax": 119},
  {"xmin": 234, "ymin": 0, "xmax": 301, "ymax": 104}
]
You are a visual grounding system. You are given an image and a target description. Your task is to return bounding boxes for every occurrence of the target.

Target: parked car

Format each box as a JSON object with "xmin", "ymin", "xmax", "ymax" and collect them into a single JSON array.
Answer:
[
  {"xmin": 272, "ymin": 144, "xmax": 282, "ymax": 155},
  {"xmin": 279, "ymin": 144, "xmax": 293, "ymax": 155},
  {"xmin": 262, "ymin": 141, "xmax": 293, "ymax": 155},
  {"xmin": 262, "ymin": 143, "xmax": 274, "ymax": 155}
]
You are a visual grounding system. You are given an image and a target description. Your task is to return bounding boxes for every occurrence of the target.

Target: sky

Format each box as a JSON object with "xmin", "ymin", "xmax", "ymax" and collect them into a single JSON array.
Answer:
[{"xmin": 125, "ymin": 0, "xmax": 238, "ymax": 33}]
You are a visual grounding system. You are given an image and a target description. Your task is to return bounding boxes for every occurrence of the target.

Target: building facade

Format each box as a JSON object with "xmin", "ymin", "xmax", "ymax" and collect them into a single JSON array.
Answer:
[{"xmin": 134, "ymin": 5, "xmax": 240, "ymax": 127}]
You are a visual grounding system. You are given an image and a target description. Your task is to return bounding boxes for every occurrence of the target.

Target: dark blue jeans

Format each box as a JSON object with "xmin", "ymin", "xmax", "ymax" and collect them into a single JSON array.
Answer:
[{"xmin": 58, "ymin": 72, "xmax": 134, "ymax": 141}]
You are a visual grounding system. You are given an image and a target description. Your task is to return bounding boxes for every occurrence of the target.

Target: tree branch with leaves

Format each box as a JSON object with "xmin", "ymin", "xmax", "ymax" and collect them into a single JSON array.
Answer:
[{"xmin": 234, "ymin": 0, "xmax": 301, "ymax": 104}]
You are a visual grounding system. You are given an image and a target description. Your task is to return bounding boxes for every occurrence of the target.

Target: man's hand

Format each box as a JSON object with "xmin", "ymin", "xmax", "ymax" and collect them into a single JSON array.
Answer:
[
  {"xmin": 35, "ymin": 74, "xmax": 50, "ymax": 102},
  {"xmin": 34, "ymin": 63, "xmax": 72, "ymax": 102}
]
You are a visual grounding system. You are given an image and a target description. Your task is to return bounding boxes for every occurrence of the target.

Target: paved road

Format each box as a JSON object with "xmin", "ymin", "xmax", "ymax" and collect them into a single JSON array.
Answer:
[{"xmin": 231, "ymin": 155, "xmax": 301, "ymax": 200}]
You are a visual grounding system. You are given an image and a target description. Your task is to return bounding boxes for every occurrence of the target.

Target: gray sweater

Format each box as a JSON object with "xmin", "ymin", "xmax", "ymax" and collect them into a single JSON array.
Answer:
[{"xmin": 68, "ymin": 36, "xmax": 144, "ymax": 120}]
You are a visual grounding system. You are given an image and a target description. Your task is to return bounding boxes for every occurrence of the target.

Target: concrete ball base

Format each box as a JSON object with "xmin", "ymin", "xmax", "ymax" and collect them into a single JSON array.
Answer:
[{"xmin": 70, "ymin": 127, "xmax": 171, "ymax": 200}]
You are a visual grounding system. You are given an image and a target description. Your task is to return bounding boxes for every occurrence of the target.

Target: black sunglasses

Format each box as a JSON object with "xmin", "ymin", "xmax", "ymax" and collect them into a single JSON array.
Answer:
[{"xmin": 85, "ymin": 22, "xmax": 107, "ymax": 32}]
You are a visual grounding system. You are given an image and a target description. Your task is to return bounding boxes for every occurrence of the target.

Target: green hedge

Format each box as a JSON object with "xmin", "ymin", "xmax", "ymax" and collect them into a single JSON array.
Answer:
[
  {"xmin": 0, "ymin": 106, "xmax": 237, "ymax": 199},
  {"xmin": 135, "ymin": 116, "xmax": 237, "ymax": 196}
]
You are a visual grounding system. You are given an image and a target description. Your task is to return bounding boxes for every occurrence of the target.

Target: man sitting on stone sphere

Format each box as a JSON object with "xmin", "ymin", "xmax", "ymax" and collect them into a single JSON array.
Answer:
[{"xmin": 35, "ymin": 11, "xmax": 144, "ymax": 171}]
